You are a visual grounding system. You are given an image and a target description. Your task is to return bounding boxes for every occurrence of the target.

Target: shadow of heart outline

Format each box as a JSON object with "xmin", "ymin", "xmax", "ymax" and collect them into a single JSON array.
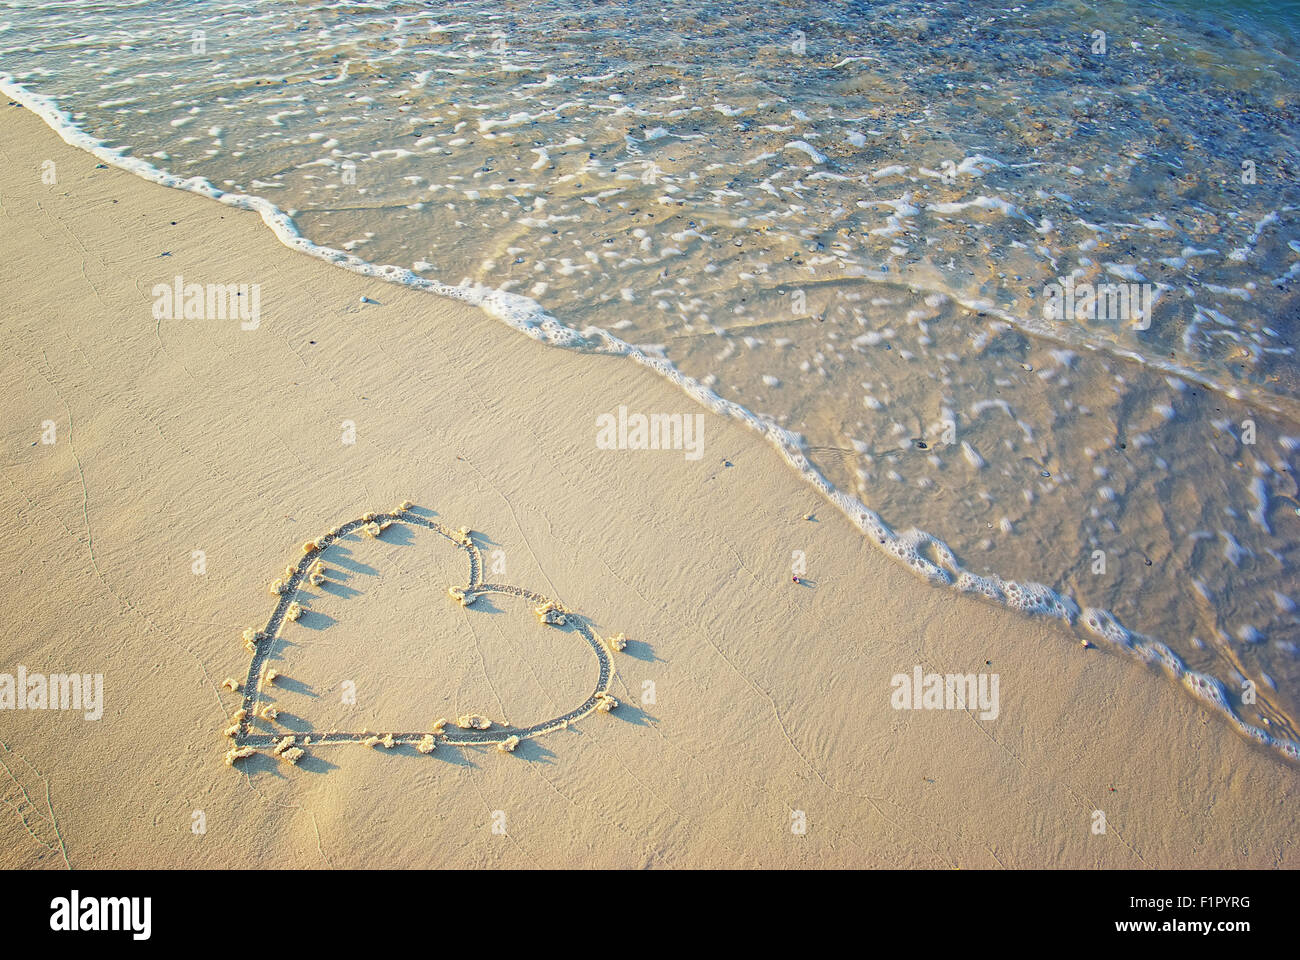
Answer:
[{"xmin": 225, "ymin": 504, "xmax": 620, "ymax": 764}]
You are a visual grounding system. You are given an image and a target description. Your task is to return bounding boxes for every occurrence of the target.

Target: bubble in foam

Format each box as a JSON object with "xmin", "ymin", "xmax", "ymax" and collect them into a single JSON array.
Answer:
[
  {"xmin": 895, "ymin": 529, "xmax": 953, "ymax": 584},
  {"xmin": 1082, "ymin": 607, "xmax": 1134, "ymax": 649},
  {"xmin": 1229, "ymin": 714, "xmax": 1273, "ymax": 747},
  {"xmin": 1001, "ymin": 579, "xmax": 1058, "ymax": 617},
  {"xmin": 1134, "ymin": 639, "xmax": 1185, "ymax": 678},
  {"xmin": 1183, "ymin": 671, "xmax": 1229, "ymax": 710},
  {"xmin": 956, "ymin": 570, "xmax": 1006, "ymax": 602}
]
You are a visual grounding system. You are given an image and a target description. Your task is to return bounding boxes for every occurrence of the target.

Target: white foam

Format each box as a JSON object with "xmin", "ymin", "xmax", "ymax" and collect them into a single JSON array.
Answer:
[{"xmin": 784, "ymin": 140, "xmax": 827, "ymax": 164}]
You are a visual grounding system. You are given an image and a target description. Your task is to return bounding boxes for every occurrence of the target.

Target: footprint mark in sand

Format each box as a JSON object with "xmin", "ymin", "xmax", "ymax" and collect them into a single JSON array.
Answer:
[{"xmin": 223, "ymin": 503, "xmax": 624, "ymax": 767}]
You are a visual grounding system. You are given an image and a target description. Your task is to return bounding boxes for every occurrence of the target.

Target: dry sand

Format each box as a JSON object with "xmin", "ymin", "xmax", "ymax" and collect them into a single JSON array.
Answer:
[{"xmin": 0, "ymin": 102, "xmax": 1295, "ymax": 868}]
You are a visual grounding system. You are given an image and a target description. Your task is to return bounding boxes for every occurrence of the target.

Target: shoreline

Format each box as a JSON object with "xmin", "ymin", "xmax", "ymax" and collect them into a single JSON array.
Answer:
[
  {"xmin": 3, "ymin": 75, "xmax": 1294, "ymax": 765},
  {"xmin": 0, "ymin": 101, "xmax": 1296, "ymax": 867}
]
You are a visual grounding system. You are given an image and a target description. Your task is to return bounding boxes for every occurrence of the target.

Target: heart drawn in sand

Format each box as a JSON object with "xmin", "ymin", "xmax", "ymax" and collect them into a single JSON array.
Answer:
[{"xmin": 221, "ymin": 503, "xmax": 625, "ymax": 767}]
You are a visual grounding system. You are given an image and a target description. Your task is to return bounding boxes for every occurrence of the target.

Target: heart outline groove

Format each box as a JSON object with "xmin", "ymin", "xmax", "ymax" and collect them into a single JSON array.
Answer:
[{"xmin": 223, "ymin": 503, "xmax": 622, "ymax": 766}]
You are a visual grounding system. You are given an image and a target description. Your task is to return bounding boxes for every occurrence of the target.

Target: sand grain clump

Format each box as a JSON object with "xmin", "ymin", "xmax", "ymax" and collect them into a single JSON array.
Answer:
[
  {"xmin": 223, "ymin": 708, "xmax": 248, "ymax": 737},
  {"xmin": 223, "ymin": 746, "xmax": 256, "ymax": 766},
  {"xmin": 448, "ymin": 586, "xmax": 477, "ymax": 606},
  {"xmin": 535, "ymin": 600, "xmax": 566, "ymax": 626}
]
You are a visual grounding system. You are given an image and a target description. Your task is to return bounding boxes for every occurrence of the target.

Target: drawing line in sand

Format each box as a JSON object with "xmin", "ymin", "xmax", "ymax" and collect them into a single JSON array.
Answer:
[{"xmin": 222, "ymin": 503, "xmax": 622, "ymax": 767}]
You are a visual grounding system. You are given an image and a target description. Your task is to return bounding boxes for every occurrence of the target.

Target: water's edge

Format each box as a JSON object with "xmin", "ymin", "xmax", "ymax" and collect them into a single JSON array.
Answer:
[{"xmin": 5, "ymin": 74, "xmax": 1294, "ymax": 765}]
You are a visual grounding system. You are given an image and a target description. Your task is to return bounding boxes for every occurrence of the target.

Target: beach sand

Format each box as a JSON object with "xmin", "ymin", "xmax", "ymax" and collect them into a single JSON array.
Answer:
[{"xmin": 0, "ymin": 102, "xmax": 1295, "ymax": 868}]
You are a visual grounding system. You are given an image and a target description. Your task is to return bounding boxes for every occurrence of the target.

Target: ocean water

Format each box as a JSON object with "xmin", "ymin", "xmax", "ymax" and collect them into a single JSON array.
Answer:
[{"xmin": 2, "ymin": 0, "xmax": 1299, "ymax": 762}]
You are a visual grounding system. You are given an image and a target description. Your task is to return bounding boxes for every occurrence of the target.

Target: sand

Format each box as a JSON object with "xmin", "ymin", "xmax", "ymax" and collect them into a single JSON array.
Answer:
[{"xmin": 0, "ymin": 101, "xmax": 1295, "ymax": 868}]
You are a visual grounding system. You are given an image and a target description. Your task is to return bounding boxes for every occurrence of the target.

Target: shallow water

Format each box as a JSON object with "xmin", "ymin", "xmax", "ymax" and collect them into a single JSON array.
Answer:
[{"xmin": 2, "ymin": 0, "xmax": 1298, "ymax": 758}]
